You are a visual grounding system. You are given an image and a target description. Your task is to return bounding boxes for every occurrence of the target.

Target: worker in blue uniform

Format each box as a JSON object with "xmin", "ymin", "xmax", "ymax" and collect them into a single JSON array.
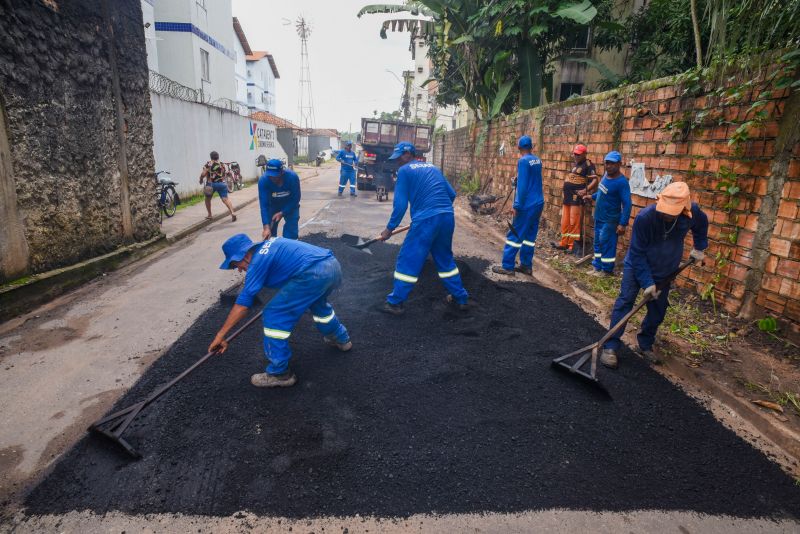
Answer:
[
  {"xmin": 584, "ymin": 151, "xmax": 631, "ymax": 276},
  {"xmin": 336, "ymin": 140, "xmax": 359, "ymax": 197},
  {"xmin": 600, "ymin": 182, "xmax": 708, "ymax": 368},
  {"xmin": 491, "ymin": 135, "xmax": 544, "ymax": 277},
  {"xmin": 378, "ymin": 142, "xmax": 469, "ymax": 315},
  {"xmin": 258, "ymin": 159, "xmax": 301, "ymax": 240},
  {"xmin": 209, "ymin": 234, "xmax": 352, "ymax": 387}
]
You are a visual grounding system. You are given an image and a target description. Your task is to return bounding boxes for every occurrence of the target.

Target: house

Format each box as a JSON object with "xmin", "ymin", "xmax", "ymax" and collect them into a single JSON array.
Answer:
[
  {"xmin": 149, "ymin": 0, "xmax": 236, "ymax": 103},
  {"xmin": 307, "ymin": 129, "xmax": 341, "ymax": 160},
  {"xmin": 232, "ymin": 17, "xmax": 251, "ymax": 110},
  {"xmin": 246, "ymin": 51, "xmax": 280, "ymax": 113}
]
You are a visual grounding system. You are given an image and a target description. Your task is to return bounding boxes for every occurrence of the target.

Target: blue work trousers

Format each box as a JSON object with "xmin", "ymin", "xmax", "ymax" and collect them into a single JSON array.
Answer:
[
  {"xmin": 339, "ymin": 171, "xmax": 356, "ymax": 195},
  {"xmin": 603, "ymin": 267, "xmax": 671, "ymax": 352},
  {"xmin": 501, "ymin": 205, "xmax": 543, "ymax": 270},
  {"xmin": 271, "ymin": 211, "xmax": 299, "ymax": 240},
  {"xmin": 388, "ymin": 212, "xmax": 469, "ymax": 305},
  {"xmin": 262, "ymin": 257, "xmax": 349, "ymax": 375},
  {"xmin": 592, "ymin": 221, "xmax": 619, "ymax": 272}
]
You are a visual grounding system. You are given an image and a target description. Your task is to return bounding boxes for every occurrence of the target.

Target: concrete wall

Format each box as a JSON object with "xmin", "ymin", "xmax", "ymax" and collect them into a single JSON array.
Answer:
[
  {"xmin": 433, "ymin": 68, "xmax": 800, "ymax": 335},
  {"xmin": 0, "ymin": 0, "xmax": 160, "ymax": 282},
  {"xmin": 150, "ymin": 93, "xmax": 288, "ymax": 196}
]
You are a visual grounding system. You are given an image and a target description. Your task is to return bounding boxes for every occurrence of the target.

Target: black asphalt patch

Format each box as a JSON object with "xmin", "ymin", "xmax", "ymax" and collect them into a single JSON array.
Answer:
[{"xmin": 25, "ymin": 236, "xmax": 800, "ymax": 519}]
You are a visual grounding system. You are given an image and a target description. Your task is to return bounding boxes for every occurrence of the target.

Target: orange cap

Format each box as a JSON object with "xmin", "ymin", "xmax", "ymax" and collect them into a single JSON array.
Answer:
[
  {"xmin": 573, "ymin": 144, "xmax": 587, "ymax": 155},
  {"xmin": 656, "ymin": 182, "xmax": 692, "ymax": 218}
]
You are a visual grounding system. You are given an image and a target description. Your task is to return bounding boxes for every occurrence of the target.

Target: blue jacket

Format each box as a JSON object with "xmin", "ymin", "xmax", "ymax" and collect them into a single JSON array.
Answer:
[
  {"xmin": 624, "ymin": 203, "xmax": 709, "ymax": 288},
  {"xmin": 514, "ymin": 153, "xmax": 544, "ymax": 211},
  {"xmin": 387, "ymin": 161, "xmax": 456, "ymax": 230},
  {"xmin": 336, "ymin": 150, "xmax": 359, "ymax": 174},
  {"xmin": 258, "ymin": 169, "xmax": 301, "ymax": 225},
  {"xmin": 236, "ymin": 238, "xmax": 333, "ymax": 307},
  {"xmin": 592, "ymin": 174, "xmax": 632, "ymax": 225}
]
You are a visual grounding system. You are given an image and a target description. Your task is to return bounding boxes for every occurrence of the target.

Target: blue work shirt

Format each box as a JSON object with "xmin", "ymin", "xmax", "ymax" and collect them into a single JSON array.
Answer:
[
  {"xmin": 258, "ymin": 169, "xmax": 301, "ymax": 226},
  {"xmin": 514, "ymin": 153, "xmax": 544, "ymax": 211},
  {"xmin": 387, "ymin": 161, "xmax": 456, "ymax": 230},
  {"xmin": 336, "ymin": 150, "xmax": 359, "ymax": 174},
  {"xmin": 592, "ymin": 174, "xmax": 632, "ymax": 225},
  {"xmin": 624, "ymin": 203, "xmax": 709, "ymax": 288},
  {"xmin": 236, "ymin": 238, "xmax": 333, "ymax": 307}
]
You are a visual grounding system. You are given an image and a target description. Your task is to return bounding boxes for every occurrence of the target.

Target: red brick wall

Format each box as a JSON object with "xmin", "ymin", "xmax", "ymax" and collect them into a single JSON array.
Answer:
[{"xmin": 433, "ymin": 74, "xmax": 800, "ymax": 336}]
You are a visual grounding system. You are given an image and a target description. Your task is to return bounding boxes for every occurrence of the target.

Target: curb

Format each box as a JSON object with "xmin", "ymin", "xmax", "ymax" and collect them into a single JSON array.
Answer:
[{"xmin": 165, "ymin": 194, "xmax": 259, "ymax": 243}]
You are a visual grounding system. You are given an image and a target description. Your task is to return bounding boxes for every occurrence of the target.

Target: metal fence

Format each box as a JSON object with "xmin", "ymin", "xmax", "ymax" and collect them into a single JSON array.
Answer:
[{"xmin": 148, "ymin": 70, "xmax": 249, "ymax": 117}]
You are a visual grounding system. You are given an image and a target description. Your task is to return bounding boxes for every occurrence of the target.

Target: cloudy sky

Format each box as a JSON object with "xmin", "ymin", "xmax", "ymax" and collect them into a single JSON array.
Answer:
[{"xmin": 233, "ymin": 0, "xmax": 423, "ymax": 132}]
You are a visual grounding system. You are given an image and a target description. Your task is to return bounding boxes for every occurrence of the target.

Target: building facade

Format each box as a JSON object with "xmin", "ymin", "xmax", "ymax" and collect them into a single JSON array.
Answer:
[
  {"xmin": 246, "ymin": 52, "xmax": 279, "ymax": 114},
  {"xmin": 232, "ymin": 17, "xmax": 251, "ymax": 110},
  {"xmin": 150, "ymin": 0, "xmax": 236, "ymax": 103}
]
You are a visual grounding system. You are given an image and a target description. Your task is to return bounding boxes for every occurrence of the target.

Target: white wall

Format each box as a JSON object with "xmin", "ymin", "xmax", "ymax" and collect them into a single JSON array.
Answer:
[
  {"xmin": 141, "ymin": 1, "xmax": 159, "ymax": 72},
  {"xmin": 246, "ymin": 57, "xmax": 276, "ymax": 113},
  {"xmin": 150, "ymin": 92, "xmax": 288, "ymax": 196},
  {"xmin": 233, "ymin": 37, "xmax": 248, "ymax": 107}
]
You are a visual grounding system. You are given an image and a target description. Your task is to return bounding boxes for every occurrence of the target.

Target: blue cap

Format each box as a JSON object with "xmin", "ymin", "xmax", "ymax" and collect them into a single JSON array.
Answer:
[
  {"xmin": 518, "ymin": 135, "xmax": 533, "ymax": 149},
  {"xmin": 388, "ymin": 142, "xmax": 416, "ymax": 160},
  {"xmin": 265, "ymin": 158, "xmax": 284, "ymax": 177},
  {"xmin": 604, "ymin": 151, "xmax": 622, "ymax": 163},
  {"xmin": 219, "ymin": 234, "xmax": 256, "ymax": 269},
  {"xmin": 345, "ymin": 140, "xmax": 353, "ymax": 146}
]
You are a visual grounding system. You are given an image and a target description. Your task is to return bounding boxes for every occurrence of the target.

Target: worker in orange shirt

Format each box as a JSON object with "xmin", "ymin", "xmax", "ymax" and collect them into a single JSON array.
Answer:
[{"xmin": 555, "ymin": 144, "xmax": 598, "ymax": 251}]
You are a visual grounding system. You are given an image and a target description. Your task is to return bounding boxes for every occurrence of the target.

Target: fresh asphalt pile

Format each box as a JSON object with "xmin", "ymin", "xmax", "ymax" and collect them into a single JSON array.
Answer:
[{"xmin": 26, "ymin": 235, "xmax": 800, "ymax": 519}]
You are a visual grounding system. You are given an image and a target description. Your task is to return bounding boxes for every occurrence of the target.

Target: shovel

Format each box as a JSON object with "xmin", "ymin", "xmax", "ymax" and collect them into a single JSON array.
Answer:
[
  {"xmin": 551, "ymin": 258, "xmax": 695, "ymax": 398},
  {"xmin": 341, "ymin": 224, "xmax": 411, "ymax": 253},
  {"xmin": 88, "ymin": 310, "xmax": 263, "ymax": 459}
]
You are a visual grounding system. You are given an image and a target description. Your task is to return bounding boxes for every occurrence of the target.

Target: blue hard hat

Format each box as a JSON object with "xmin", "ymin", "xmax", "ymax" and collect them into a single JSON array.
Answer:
[
  {"xmin": 604, "ymin": 150, "xmax": 622, "ymax": 163},
  {"xmin": 518, "ymin": 135, "xmax": 533, "ymax": 149},
  {"xmin": 388, "ymin": 142, "xmax": 416, "ymax": 160},
  {"xmin": 265, "ymin": 158, "xmax": 284, "ymax": 177},
  {"xmin": 219, "ymin": 233, "xmax": 256, "ymax": 270}
]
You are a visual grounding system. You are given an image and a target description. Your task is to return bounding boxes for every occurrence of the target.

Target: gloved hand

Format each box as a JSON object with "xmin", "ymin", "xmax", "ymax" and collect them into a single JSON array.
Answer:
[
  {"xmin": 643, "ymin": 285, "xmax": 661, "ymax": 300},
  {"xmin": 690, "ymin": 249, "xmax": 705, "ymax": 263}
]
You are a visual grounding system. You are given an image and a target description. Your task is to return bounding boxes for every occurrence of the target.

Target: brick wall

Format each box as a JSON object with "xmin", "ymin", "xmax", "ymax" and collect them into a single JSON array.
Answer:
[{"xmin": 433, "ymin": 70, "xmax": 800, "ymax": 336}]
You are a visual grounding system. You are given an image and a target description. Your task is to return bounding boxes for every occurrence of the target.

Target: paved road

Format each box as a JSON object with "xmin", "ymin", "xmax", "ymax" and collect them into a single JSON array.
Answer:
[{"xmin": 3, "ymin": 165, "xmax": 799, "ymax": 532}]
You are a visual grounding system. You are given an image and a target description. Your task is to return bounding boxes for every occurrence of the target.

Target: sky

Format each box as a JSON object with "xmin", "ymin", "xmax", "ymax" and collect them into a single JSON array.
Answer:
[{"xmin": 233, "ymin": 0, "xmax": 423, "ymax": 133}]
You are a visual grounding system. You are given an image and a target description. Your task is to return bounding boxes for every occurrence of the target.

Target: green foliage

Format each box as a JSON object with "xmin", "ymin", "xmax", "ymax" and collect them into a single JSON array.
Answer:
[
  {"xmin": 756, "ymin": 316, "xmax": 778, "ymax": 333},
  {"xmin": 457, "ymin": 172, "xmax": 481, "ymax": 195}
]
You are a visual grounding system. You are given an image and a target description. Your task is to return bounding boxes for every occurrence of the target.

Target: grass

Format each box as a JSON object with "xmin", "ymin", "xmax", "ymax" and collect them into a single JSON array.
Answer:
[
  {"xmin": 743, "ymin": 381, "xmax": 800, "ymax": 417},
  {"xmin": 1, "ymin": 274, "xmax": 34, "ymax": 289},
  {"xmin": 547, "ymin": 256, "xmax": 621, "ymax": 298}
]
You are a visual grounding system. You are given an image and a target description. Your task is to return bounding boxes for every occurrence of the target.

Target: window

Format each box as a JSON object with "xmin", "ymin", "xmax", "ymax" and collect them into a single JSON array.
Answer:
[
  {"xmin": 567, "ymin": 28, "xmax": 590, "ymax": 50},
  {"xmin": 417, "ymin": 67, "xmax": 423, "ymax": 73},
  {"xmin": 559, "ymin": 83, "xmax": 583, "ymax": 101},
  {"xmin": 200, "ymin": 49, "xmax": 210, "ymax": 81},
  {"xmin": 247, "ymin": 69, "xmax": 251, "ymax": 78},
  {"xmin": 418, "ymin": 41, "xmax": 424, "ymax": 48}
]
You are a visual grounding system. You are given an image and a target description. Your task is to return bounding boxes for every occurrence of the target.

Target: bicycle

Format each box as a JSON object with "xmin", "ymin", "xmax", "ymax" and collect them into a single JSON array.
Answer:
[
  {"xmin": 155, "ymin": 171, "xmax": 179, "ymax": 223},
  {"xmin": 224, "ymin": 161, "xmax": 243, "ymax": 192}
]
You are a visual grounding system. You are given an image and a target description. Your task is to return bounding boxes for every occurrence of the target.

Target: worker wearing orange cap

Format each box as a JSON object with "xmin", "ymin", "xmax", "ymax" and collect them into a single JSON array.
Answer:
[
  {"xmin": 556, "ymin": 144, "xmax": 598, "ymax": 251},
  {"xmin": 599, "ymin": 182, "xmax": 708, "ymax": 369}
]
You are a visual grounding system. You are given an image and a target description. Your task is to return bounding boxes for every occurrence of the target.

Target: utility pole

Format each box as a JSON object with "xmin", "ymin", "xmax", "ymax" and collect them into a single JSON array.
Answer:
[
  {"xmin": 401, "ymin": 70, "xmax": 412, "ymax": 121},
  {"xmin": 296, "ymin": 17, "xmax": 316, "ymax": 129}
]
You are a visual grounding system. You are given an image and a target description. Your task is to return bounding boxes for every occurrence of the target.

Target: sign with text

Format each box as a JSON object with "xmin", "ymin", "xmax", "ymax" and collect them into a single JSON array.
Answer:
[{"xmin": 249, "ymin": 121, "xmax": 277, "ymax": 150}]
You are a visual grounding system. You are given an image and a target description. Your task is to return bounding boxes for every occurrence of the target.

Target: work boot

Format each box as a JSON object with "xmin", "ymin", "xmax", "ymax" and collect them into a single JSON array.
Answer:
[
  {"xmin": 338, "ymin": 191, "xmax": 343, "ymax": 197},
  {"xmin": 491, "ymin": 265, "xmax": 515, "ymax": 276},
  {"xmin": 514, "ymin": 264, "xmax": 533, "ymax": 276},
  {"xmin": 382, "ymin": 301, "xmax": 405, "ymax": 316},
  {"xmin": 324, "ymin": 335, "xmax": 353, "ymax": 352},
  {"xmin": 251, "ymin": 371, "xmax": 297, "ymax": 388},
  {"xmin": 600, "ymin": 349, "xmax": 618, "ymax": 369},
  {"xmin": 550, "ymin": 241, "xmax": 568, "ymax": 251},
  {"xmin": 445, "ymin": 294, "xmax": 469, "ymax": 312},
  {"xmin": 637, "ymin": 347, "xmax": 661, "ymax": 364}
]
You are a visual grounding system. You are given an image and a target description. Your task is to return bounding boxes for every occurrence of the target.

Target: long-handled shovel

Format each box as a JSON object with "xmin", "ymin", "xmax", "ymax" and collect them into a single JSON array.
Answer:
[
  {"xmin": 551, "ymin": 258, "xmax": 695, "ymax": 398},
  {"xmin": 88, "ymin": 310, "xmax": 263, "ymax": 459},
  {"xmin": 341, "ymin": 224, "xmax": 411, "ymax": 253}
]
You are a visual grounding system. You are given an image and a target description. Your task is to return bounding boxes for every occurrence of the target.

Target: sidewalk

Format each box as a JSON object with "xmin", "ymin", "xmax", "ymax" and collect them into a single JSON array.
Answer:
[{"xmin": 160, "ymin": 165, "xmax": 319, "ymax": 242}]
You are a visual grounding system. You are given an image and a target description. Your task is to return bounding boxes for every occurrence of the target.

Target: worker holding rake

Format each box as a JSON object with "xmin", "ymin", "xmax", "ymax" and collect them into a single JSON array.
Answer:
[
  {"xmin": 210, "ymin": 234, "xmax": 352, "ymax": 388},
  {"xmin": 599, "ymin": 182, "xmax": 708, "ymax": 369}
]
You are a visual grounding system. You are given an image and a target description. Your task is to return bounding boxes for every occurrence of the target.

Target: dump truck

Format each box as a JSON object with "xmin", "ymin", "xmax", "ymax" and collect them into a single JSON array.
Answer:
[{"xmin": 357, "ymin": 118, "xmax": 433, "ymax": 201}]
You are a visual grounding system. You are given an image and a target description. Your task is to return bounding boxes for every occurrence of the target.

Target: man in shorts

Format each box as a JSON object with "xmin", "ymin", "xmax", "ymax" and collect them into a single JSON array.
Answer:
[{"xmin": 200, "ymin": 150, "xmax": 237, "ymax": 222}]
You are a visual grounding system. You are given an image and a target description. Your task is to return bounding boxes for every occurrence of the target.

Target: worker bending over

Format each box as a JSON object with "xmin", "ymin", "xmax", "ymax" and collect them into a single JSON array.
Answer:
[
  {"xmin": 259, "ymin": 159, "xmax": 301, "ymax": 240},
  {"xmin": 336, "ymin": 140, "xmax": 359, "ymax": 197},
  {"xmin": 210, "ymin": 234, "xmax": 352, "ymax": 388},
  {"xmin": 492, "ymin": 135, "xmax": 544, "ymax": 277},
  {"xmin": 600, "ymin": 182, "xmax": 708, "ymax": 368},
  {"xmin": 379, "ymin": 142, "xmax": 469, "ymax": 315},
  {"xmin": 584, "ymin": 151, "xmax": 631, "ymax": 276},
  {"xmin": 555, "ymin": 144, "xmax": 598, "ymax": 251}
]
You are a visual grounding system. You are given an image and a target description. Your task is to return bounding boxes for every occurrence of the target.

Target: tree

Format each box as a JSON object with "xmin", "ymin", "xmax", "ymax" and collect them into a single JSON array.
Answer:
[{"xmin": 358, "ymin": 1, "xmax": 598, "ymax": 119}]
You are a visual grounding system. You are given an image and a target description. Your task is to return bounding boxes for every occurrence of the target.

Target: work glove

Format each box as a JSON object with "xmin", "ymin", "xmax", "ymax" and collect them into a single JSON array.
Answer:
[
  {"xmin": 643, "ymin": 285, "xmax": 661, "ymax": 300},
  {"xmin": 689, "ymin": 249, "xmax": 705, "ymax": 263}
]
